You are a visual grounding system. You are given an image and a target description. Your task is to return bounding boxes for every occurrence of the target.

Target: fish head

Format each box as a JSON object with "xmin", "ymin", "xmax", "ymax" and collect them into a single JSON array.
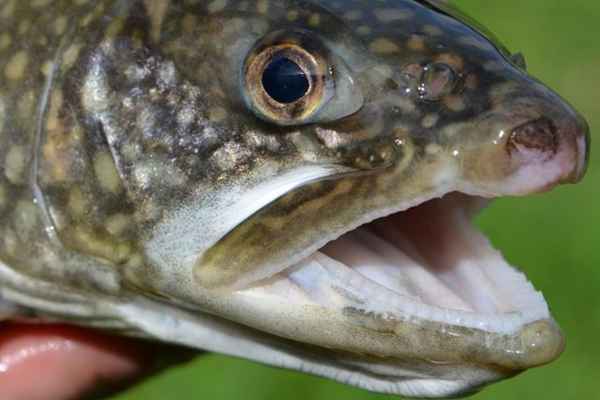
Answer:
[
  {"xmin": 64, "ymin": 0, "xmax": 590, "ymax": 397},
  {"xmin": 182, "ymin": 0, "xmax": 589, "ymax": 294}
]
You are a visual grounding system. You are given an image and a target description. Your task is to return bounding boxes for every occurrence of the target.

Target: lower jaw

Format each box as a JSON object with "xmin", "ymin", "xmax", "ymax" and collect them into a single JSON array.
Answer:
[{"xmin": 236, "ymin": 192, "xmax": 564, "ymax": 369}]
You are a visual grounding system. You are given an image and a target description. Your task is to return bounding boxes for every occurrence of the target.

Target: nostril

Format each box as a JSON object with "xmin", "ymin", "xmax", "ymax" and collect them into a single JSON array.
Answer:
[{"xmin": 507, "ymin": 117, "xmax": 558, "ymax": 160}]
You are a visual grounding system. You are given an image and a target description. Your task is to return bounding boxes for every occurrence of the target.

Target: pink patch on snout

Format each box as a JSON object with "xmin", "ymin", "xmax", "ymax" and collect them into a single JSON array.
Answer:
[{"xmin": 506, "ymin": 139, "xmax": 578, "ymax": 194}]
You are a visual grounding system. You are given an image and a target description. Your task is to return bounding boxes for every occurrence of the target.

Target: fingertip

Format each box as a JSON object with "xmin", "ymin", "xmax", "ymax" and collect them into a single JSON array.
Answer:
[{"xmin": 0, "ymin": 323, "xmax": 185, "ymax": 400}]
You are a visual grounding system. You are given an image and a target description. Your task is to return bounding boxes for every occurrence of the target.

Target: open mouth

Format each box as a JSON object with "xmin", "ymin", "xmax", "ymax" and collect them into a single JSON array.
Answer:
[{"xmin": 244, "ymin": 192, "xmax": 550, "ymax": 334}]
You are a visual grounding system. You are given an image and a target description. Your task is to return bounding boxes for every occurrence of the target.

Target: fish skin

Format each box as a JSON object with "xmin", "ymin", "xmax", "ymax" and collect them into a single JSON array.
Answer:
[{"xmin": 0, "ymin": 0, "xmax": 589, "ymax": 397}]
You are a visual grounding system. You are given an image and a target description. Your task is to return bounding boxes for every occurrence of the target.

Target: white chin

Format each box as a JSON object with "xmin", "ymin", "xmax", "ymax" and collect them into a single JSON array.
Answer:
[{"xmin": 242, "ymin": 192, "xmax": 550, "ymax": 334}]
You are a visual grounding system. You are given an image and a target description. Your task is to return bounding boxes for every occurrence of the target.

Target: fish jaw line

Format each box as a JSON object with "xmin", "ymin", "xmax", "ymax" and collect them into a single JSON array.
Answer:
[{"xmin": 231, "ymin": 192, "xmax": 564, "ymax": 388}]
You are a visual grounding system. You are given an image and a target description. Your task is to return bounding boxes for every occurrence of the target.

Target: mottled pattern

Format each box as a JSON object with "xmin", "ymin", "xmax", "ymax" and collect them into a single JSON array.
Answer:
[
  {"xmin": 0, "ymin": 0, "xmax": 585, "ymax": 313},
  {"xmin": 0, "ymin": 1, "xmax": 563, "ymax": 285},
  {"xmin": 0, "ymin": 0, "xmax": 112, "ymax": 289},
  {"xmin": 0, "ymin": 1, "xmax": 589, "ymax": 396}
]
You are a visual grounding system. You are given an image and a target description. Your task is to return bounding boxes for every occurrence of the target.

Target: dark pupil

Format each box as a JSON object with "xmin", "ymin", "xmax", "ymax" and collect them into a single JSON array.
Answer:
[{"xmin": 262, "ymin": 57, "xmax": 309, "ymax": 104}]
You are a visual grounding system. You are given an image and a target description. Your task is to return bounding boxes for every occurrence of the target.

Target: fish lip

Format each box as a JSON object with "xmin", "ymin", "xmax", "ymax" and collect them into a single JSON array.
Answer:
[{"xmin": 340, "ymin": 309, "xmax": 565, "ymax": 371}]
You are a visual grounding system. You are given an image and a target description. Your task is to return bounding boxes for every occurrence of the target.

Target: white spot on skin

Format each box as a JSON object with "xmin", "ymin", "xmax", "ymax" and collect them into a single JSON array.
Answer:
[
  {"xmin": 356, "ymin": 25, "xmax": 371, "ymax": 36},
  {"xmin": 41, "ymin": 61, "xmax": 53, "ymax": 77},
  {"xmin": 374, "ymin": 8, "xmax": 414, "ymax": 23},
  {"xmin": 177, "ymin": 104, "xmax": 196, "ymax": 128},
  {"xmin": 308, "ymin": 13, "xmax": 321, "ymax": 27},
  {"xmin": 68, "ymin": 188, "xmax": 88, "ymax": 217},
  {"xmin": 209, "ymin": 107, "xmax": 227, "ymax": 123},
  {"xmin": 82, "ymin": 63, "xmax": 109, "ymax": 114},
  {"xmin": 369, "ymin": 38, "xmax": 400, "ymax": 54},
  {"xmin": 133, "ymin": 159, "xmax": 186, "ymax": 191},
  {"xmin": 444, "ymin": 95, "xmax": 466, "ymax": 113},
  {"xmin": 422, "ymin": 24, "xmax": 443, "ymax": 36},
  {"xmin": 391, "ymin": 96, "xmax": 417, "ymax": 115},
  {"xmin": 94, "ymin": 152, "xmax": 123, "ymax": 194},
  {"xmin": 54, "ymin": 16, "xmax": 68, "ymax": 36},
  {"xmin": 4, "ymin": 51, "xmax": 28, "ymax": 81},
  {"xmin": 422, "ymin": 114, "xmax": 439, "ymax": 129},
  {"xmin": 207, "ymin": 0, "xmax": 228, "ymax": 13},
  {"xmin": 5, "ymin": 146, "xmax": 26, "ymax": 184},
  {"xmin": 105, "ymin": 213, "xmax": 133, "ymax": 236},
  {"xmin": 256, "ymin": 0, "xmax": 268, "ymax": 14},
  {"xmin": 124, "ymin": 64, "xmax": 150, "ymax": 83},
  {"xmin": 315, "ymin": 128, "xmax": 351, "ymax": 149},
  {"xmin": 46, "ymin": 90, "xmax": 64, "ymax": 132},
  {"xmin": 158, "ymin": 61, "xmax": 177, "ymax": 89},
  {"xmin": 407, "ymin": 35, "xmax": 425, "ymax": 51},
  {"xmin": 222, "ymin": 18, "xmax": 246, "ymax": 37},
  {"xmin": 0, "ymin": 33, "xmax": 11, "ymax": 50},
  {"xmin": 62, "ymin": 43, "xmax": 83, "ymax": 70},
  {"xmin": 13, "ymin": 200, "xmax": 39, "ymax": 239},
  {"xmin": 366, "ymin": 64, "xmax": 394, "ymax": 87},
  {"xmin": 442, "ymin": 122, "xmax": 469, "ymax": 139},
  {"xmin": 432, "ymin": 156, "xmax": 459, "ymax": 187},
  {"xmin": 426, "ymin": 144, "xmax": 442, "ymax": 155},
  {"xmin": 136, "ymin": 107, "xmax": 158, "ymax": 141},
  {"xmin": 17, "ymin": 90, "xmax": 34, "ymax": 120},
  {"xmin": 245, "ymin": 130, "xmax": 281, "ymax": 152},
  {"xmin": 211, "ymin": 142, "xmax": 252, "ymax": 171}
]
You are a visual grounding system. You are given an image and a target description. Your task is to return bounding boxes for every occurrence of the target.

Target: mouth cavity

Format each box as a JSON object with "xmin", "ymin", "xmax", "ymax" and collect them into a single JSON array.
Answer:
[{"xmin": 244, "ymin": 192, "xmax": 552, "ymax": 335}]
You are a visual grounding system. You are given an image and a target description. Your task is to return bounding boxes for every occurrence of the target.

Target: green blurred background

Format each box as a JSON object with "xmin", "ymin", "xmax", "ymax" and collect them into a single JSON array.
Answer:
[{"xmin": 114, "ymin": 0, "xmax": 600, "ymax": 398}]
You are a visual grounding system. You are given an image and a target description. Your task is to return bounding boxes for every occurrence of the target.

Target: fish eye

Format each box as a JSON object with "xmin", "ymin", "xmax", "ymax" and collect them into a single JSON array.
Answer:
[
  {"xmin": 243, "ymin": 30, "xmax": 364, "ymax": 126},
  {"xmin": 262, "ymin": 56, "xmax": 310, "ymax": 104},
  {"xmin": 244, "ymin": 43, "xmax": 327, "ymax": 125},
  {"xmin": 419, "ymin": 63, "xmax": 458, "ymax": 101}
]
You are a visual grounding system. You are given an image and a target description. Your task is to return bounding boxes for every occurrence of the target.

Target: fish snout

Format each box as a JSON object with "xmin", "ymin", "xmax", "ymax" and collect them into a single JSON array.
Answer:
[{"xmin": 571, "ymin": 112, "xmax": 591, "ymax": 182}]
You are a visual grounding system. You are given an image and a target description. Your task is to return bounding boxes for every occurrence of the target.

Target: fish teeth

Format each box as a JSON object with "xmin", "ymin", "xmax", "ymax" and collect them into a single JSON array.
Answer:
[{"xmin": 278, "ymin": 213, "xmax": 549, "ymax": 334}]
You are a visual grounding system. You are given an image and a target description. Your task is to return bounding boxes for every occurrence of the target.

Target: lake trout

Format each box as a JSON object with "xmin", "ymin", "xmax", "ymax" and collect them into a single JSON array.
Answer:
[{"xmin": 0, "ymin": 0, "xmax": 590, "ymax": 397}]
